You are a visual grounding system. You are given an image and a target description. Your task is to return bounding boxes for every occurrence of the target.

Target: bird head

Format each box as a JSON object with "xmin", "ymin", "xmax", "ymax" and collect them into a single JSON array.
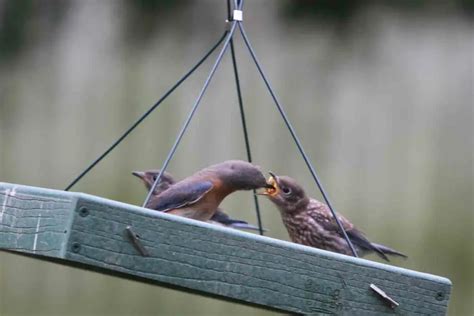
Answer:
[
  {"xmin": 259, "ymin": 172, "xmax": 309, "ymax": 213},
  {"xmin": 208, "ymin": 160, "xmax": 271, "ymax": 191},
  {"xmin": 132, "ymin": 169, "xmax": 175, "ymax": 194}
]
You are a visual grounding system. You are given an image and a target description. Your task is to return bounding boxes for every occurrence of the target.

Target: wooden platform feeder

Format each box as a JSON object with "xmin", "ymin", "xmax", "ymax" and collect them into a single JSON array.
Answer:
[{"xmin": 0, "ymin": 182, "xmax": 451, "ymax": 315}]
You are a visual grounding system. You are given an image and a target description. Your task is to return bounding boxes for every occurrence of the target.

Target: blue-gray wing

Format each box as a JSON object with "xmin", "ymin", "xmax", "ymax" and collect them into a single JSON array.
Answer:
[
  {"xmin": 149, "ymin": 180, "xmax": 213, "ymax": 212},
  {"xmin": 210, "ymin": 210, "xmax": 264, "ymax": 231}
]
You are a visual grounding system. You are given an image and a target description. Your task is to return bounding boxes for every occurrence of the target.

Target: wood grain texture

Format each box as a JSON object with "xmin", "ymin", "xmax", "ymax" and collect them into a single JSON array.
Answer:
[
  {"xmin": 0, "ymin": 182, "xmax": 451, "ymax": 315},
  {"xmin": 0, "ymin": 183, "xmax": 74, "ymax": 257}
]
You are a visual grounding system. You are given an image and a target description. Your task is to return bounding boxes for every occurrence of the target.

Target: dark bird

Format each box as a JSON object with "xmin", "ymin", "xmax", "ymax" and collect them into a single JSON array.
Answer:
[
  {"xmin": 132, "ymin": 160, "xmax": 271, "ymax": 223},
  {"xmin": 132, "ymin": 168, "xmax": 262, "ymax": 231},
  {"xmin": 261, "ymin": 173, "xmax": 407, "ymax": 261}
]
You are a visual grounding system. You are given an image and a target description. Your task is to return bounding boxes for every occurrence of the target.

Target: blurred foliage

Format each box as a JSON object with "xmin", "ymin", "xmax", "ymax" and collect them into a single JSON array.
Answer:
[
  {"xmin": 0, "ymin": 0, "xmax": 188, "ymax": 61},
  {"xmin": 1, "ymin": 0, "xmax": 473, "ymax": 63},
  {"xmin": 123, "ymin": 0, "xmax": 188, "ymax": 44},
  {"xmin": 0, "ymin": 0, "xmax": 34, "ymax": 60},
  {"xmin": 282, "ymin": 0, "xmax": 474, "ymax": 20},
  {"xmin": 0, "ymin": 0, "xmax": 69, "ymax": 61}
]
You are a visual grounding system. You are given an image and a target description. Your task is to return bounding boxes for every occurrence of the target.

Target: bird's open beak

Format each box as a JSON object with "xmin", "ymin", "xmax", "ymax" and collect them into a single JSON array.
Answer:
[
  {"xmin": 132, "ymin": 171, "xmax": 145, "ymax": 179},
  {"xmin": 256, "ymin": 171, "xmax": 279, "ymax": 196}
]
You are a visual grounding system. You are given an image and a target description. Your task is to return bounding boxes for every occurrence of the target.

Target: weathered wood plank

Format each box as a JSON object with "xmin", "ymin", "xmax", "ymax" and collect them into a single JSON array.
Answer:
[
  {"xmin": 0, "ymin": 184, "xmax": 75, "ymax": 257},
  {"xmin": 0, "ymin": 182, "xmax": 451, "ymax": 315}
]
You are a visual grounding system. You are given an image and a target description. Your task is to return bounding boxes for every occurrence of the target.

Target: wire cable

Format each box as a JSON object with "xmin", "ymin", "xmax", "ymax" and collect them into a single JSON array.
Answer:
[
  {"xmin": 143, "ymin": 21, "xmax": 238, "ymax": 207},
  {"xmin": 227, "ymin": 0, "xmax": 264, "ymax": 235},
  {"xmin": 64, "ymin": 2, "xmax": 358, "ymax": 259},
  {"xmin": 238, "ymin": 22, "xmax": 359, "ymax": 257},
  {"xmin": 64, "ymin": 31, "xmax": 228, "ymax": 191}
]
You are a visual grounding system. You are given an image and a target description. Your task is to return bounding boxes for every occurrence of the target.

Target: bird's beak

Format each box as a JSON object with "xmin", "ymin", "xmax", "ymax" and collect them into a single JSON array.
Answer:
[
  {"xmin": 255, "ymin": 190, "xmax": 269, "ymax": 196},
  {"xmin": 256, "ymin": 171, "xmax": 279, "ymax": 196},
  {"xmin": 132, "ymin": 171, "xmax": 145, "ymax": 179}
]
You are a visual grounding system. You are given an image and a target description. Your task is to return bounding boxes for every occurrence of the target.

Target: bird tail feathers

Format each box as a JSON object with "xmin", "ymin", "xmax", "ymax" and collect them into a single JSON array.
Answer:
[{"xmin": 371, "ymin": 243, "xmax": 408, "ymax": 260}]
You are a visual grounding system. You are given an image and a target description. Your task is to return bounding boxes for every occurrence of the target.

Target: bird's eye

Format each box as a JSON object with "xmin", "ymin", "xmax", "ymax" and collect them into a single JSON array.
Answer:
[{"xmin": 281, "ymin": 187, "xmax": 291, "ymax": 195}]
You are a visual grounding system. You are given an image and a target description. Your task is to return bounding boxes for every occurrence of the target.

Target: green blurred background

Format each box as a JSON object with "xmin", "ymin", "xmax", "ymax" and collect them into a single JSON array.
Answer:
[{"xmin": 0, "ymin": 0, "xmax": 472, "ymax": 315}]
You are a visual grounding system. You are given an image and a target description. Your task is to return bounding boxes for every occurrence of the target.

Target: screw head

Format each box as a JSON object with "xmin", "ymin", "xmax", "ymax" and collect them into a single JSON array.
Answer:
[
  {"xmin": 435, "ymin": 292, "xmax": 445, "ymax": 301},
  {"xmin": 71, "ymin": 242, "xmax": 81, "ymax": 253},
  {"xmin": 79, "ymin": 207, "xmax": 89, "ymax": 217}
]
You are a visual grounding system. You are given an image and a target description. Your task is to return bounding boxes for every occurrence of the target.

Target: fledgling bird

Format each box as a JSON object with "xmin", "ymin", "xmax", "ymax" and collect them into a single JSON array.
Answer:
[
  {"xmin": 133, "ymin": 160, "xmax": 271, "ymax": 222},
  {"xmin": 132, "ymin": 168, "xmax": 262, "ymax": 231},
  {"xmin": 132, "ymin": 169, "xmax": 176, "ymax": 196},
  {"xmin": 262, "ymin": 173, "xmax": 407, "ymax": 261}
]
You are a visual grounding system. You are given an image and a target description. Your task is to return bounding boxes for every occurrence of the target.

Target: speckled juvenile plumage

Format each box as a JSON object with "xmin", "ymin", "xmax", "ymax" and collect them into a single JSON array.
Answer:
[{"xmin": 265, "ymin": 175, "xmax": 407, "ymax": 261}]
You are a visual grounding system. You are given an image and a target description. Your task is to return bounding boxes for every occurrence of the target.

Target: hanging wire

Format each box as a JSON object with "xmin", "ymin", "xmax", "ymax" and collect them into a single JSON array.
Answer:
[
  {"xmin": 64, "ymin": 31, "xmax": 228, "ymax": 191},
  {"xmin": 237, "ymin": 23, "xmax": 359, "ymax": 257},
  {"xmin": 143, "ymin": 21, "xmax": 238, "ymax": 207},
  {"xmin": 226, "ymin": 0, "xmax": 232, "ymax": 17},
  {"xmin": 227, "ymin": 0, "xmax": 264, "ymax": 235},
  {"xmin": 63, "ymin": 1, "xmax": 358, "ymax": 258}
]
